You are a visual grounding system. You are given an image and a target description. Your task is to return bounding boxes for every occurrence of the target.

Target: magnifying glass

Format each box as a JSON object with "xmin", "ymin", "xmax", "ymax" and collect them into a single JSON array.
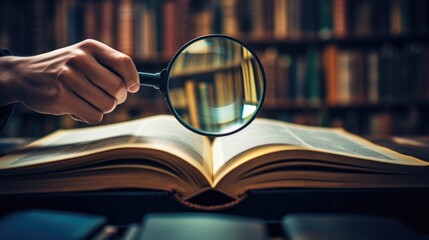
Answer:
[{"xmin": 137, "ymin": 34, "xmax": 266, "ymax": 136}]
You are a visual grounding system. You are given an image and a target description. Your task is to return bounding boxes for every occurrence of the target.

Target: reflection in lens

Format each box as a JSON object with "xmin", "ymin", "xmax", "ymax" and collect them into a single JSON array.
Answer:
[{"xmin": 167, "ymin": 36, "xmax": 264, "ymax": 135}]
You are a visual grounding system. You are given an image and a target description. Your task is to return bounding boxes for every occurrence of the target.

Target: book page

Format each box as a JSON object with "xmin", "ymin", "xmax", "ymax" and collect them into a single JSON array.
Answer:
[
  {"xmin": 212, "ymin": 118, "xmax": 428, "ymax": 176},
  {"xmin": 0, "ymin": 115, "xmax": 212, "ymax": 177}
]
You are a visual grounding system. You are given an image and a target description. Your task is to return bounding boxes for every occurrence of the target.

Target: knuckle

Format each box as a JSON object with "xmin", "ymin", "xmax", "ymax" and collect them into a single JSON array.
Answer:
[
  {"xmin": 68, "ymin": 49, "xmax": 89, "ymax": 65},
  {"xmin": 56, "ymin": 66, "xmax": 72, "ymax": 80},
  {"xmin": 80, "ymin": 39, "xmax": 99, "ymax": 49},
  {"xmin": 114, "ymin": 54, "xmax": 133, "ymax": 68}
]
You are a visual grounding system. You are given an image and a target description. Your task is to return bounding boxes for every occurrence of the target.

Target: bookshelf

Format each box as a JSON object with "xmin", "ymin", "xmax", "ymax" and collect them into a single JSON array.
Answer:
[{"xmin": 0, "ymin": 0, "xmax": 428, "ymax": 137}]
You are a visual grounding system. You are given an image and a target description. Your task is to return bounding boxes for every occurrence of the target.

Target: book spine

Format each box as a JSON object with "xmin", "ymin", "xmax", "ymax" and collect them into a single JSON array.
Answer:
[
  {"xmin": 117, "ymin": 0, "xmax": 134, "ymax": 56},
  {"xmin": 323, "ymin": 45, "xmax": 338, "ymax": 105},
  {"xmin": 390, "ymin": 0, "xmax": 402, "ymax": 35},
  {"xmin": 220, "ymin": 0, "xmax": 239, "ymax": 36},
  {"xmin": 318, "ymin": 0, "xmax": 333, "ymax": 38},
  {"xmin": 294, "ymin": 55, "xmax": 306, "ymax": 104},
  {"xmin": 162, "ymin": 0, "xmax": 189, "ymax": 58},
  {"xmin": 333, "ymin": 0, "xmax": 347, "ymax": 38},
  {"xmin": 353, "ymin": 50, "xmax": 366, "ymax": 104},
  {"xmin": 101, "ymin": 0, "xmax": 114, "ymax": 47},
  {"xmin": 306, "ymin": 46, "xmax": 321, "ymax": 104},
  {"xmin": 54, "ymin": 0, "xmax": 69, "ymax": 48},
  {"xmin": 33, "ymin": 0, "xmax": 54, "ymax": 54},
  {"xmin": 83, "ymin": 0, "xmax": 97, "ymax": 40},
  {"xmin": 337, "ymin": 50, "xmax": 352, "ymax": 104},
  {"xmin": 276, "ymin": 54, "xmax": 292, "ymax": 103},
  {"xmin": 273, "ymin": 0, "xmax": 288, "ymax": 39},
  {"xmin": 250, "ymin": 0, "xmax": 265, "ymax": 38},
  {"xmin": 366, "ymin": 50, "xmax": 379, "ymax": 104},
  {"xmin": 162, "ymin": 0, "xmax": 176, "ymax": 58},
  {"xmin": 353, "ymin": 0, "xmax": 371, "ymax": 36},
  {"xmin": 264, "ymin": 0, "xmax": 274, "ymax": 38},
  {"xmin": 260, "ymin": 48, "xmax": 278, "ymax": 105}
]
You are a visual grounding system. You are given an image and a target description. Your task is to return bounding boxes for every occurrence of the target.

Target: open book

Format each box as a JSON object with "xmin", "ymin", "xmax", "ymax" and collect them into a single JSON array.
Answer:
[{"xmin": 0, "ymin": 115, "xmax": 428, "ymax": 209}]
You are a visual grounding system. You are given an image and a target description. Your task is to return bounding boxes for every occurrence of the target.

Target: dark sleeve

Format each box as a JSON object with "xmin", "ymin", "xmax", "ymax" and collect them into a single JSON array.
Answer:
[{"xmin": 0, "ymin": 48, "xmax": 16, "ymax": 133}]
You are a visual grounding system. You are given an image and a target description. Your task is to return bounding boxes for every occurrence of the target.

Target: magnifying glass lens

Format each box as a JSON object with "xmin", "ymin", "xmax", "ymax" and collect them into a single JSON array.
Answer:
[{"xmin": 167, "ymin": 36, "xmax": 265, "ymax": 136}]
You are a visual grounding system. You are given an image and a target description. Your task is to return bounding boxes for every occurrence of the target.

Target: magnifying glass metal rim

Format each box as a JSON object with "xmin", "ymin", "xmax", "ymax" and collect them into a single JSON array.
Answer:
[
  {"xmin": 165, "ymin": 34, "xmax": 266, "ymax": 137},
  {"xmin": 139, "ymin": 34, "xmax": 266, "ymax": 137}
]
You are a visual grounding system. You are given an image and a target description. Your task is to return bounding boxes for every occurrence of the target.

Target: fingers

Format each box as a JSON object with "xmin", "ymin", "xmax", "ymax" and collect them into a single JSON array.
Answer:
[
  {"xmin": 58, "ymin": 65, "xmax": 119, "ymax": 124},
  {"xmin": 23, "ymin": 39, "xmax": 141, "ymax": 124},
  {"xmin": 68, "ymin": 52, "xmax": 128, "ymax": 104},
  {"xmin": 61, "ymin": 68, "xmax": 118, "ymax": 114},
  {"xmin": 61, "ymin": 90, "xmax": 104, "ymax": 124},
  {"xmin": 77, "ymin": 39, "xmax": 140, "ymax": 93},
  {"xmin": 61, "ymin": 39, "xmax": 139, "ymax": 124},
  {"xmin": 11, "ymin": 39, "xmax": 138, "ymax": 124}
]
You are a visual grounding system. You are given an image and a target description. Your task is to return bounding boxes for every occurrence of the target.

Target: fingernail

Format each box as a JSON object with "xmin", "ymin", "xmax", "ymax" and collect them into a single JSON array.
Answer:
[{"xmin": 128, "ymin": 82, "xmax": 140, "ymax": 93}]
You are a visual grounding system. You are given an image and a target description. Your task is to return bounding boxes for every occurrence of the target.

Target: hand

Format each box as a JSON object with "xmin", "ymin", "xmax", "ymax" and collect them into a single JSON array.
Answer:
[{"xmin": 0, "ymin": 39, "xmax": 140, "ymax": 124}]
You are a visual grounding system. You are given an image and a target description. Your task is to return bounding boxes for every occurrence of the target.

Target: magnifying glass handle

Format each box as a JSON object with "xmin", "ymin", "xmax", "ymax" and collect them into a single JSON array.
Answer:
[
  {"xmin": 138, "ymin": 72, "xmax": 161, "ymax": 90},
  {"xmin": 138, "ymin": 69, "xmax": 167, "ymax": 92}
]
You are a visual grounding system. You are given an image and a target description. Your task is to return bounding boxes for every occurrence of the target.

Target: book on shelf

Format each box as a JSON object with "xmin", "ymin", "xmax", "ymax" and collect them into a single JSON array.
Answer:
[
  {"xmin": 117, "ymin": 0, "xmax": 134, "ymax": 56},
  {"xmin": 0, "ymin": 115, "xmax": 428, "ymax": 210},
  {"xmin": 260, "ymin": 42, "xmax": 429, "ymax": 107},
  {"xmin": 2, "ymin": 0, "xmax": 429, "ymax": 59},
  {"xmin": 241, "ymin": 0, "xmax": 428, "ymax": 39}
]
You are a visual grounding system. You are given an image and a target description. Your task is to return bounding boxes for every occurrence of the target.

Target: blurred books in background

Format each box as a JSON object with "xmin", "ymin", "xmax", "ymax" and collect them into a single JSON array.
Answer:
[{"xmin": 0, "ymin": 0, "xmax": 428, "ymax": 137}]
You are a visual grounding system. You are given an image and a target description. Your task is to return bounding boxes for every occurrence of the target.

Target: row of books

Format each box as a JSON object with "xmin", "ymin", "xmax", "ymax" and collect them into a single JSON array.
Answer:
[
  {"xmin": 261, "ymin": 43, "xmax": 429, "ymax": 106},
  {"xmin": 0, "ymin": 0, "xmax": 191, "ymax": 58},
  {"xmin": 244, "ymin": 0, "xmax": 429, "ymax": 39},
  {"xmin": 1, "ymin": 0, "xmax": 429, "ymax": 58}
]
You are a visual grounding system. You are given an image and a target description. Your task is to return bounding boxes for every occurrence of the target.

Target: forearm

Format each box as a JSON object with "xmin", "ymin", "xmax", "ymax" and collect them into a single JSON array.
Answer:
[
  {"xmin": 0, "ymin": 55, "xmax": 20, "ymax": 107},
  {"xmin": 0, "ymin": 48, "xmax": 17, "ymax": 132}
]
